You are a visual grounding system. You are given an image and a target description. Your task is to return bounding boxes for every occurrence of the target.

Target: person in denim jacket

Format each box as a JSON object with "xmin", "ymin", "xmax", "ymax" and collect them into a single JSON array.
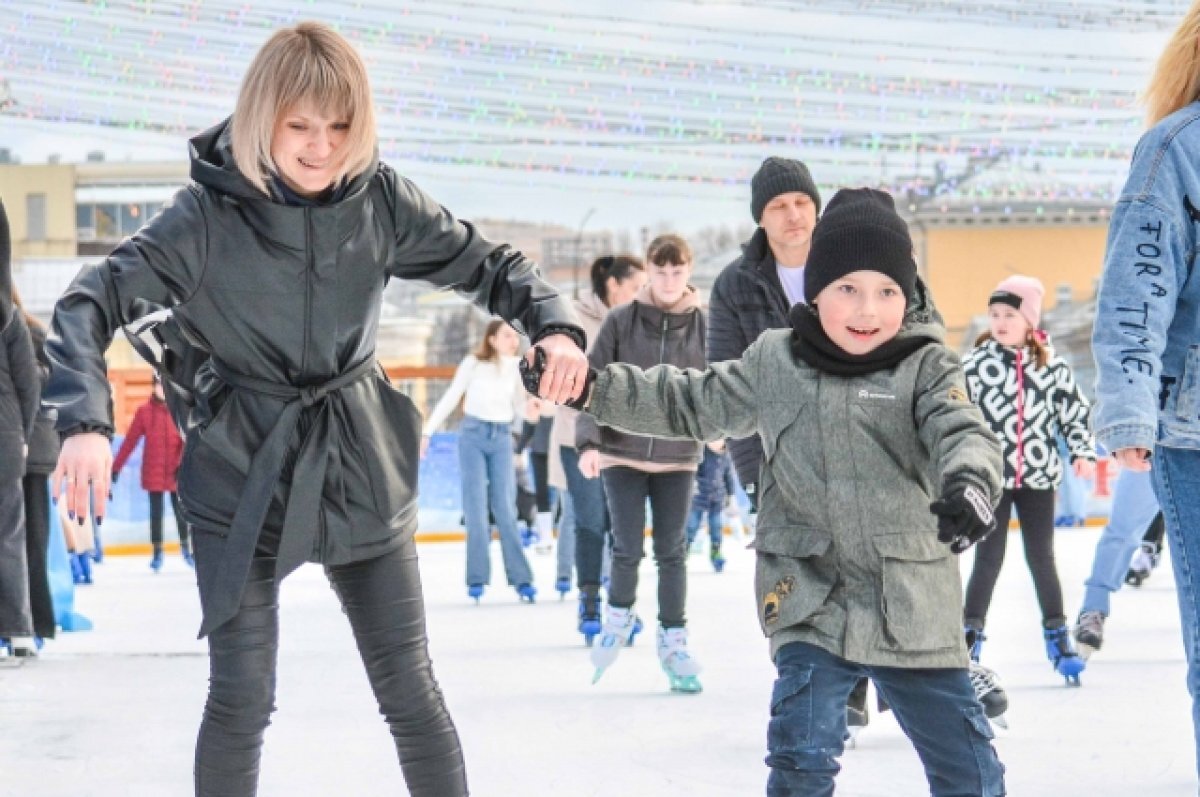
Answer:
[
  {"xmin": 533, "ymin": 189, "xmax": 1006, "ymax": 796},
  {"xmin": 1092, "ymin": 5, "xmax": 1200, "ymax": 777}
]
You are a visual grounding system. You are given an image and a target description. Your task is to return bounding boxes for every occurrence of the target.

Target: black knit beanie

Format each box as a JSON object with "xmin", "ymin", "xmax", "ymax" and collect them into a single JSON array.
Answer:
[
  {"xmin": 751, "ymin": 157, "xmax": 821, "ymax": 223},
  {"xmin": 803, "ymin": 188, "xmax": 916, "ymax": 304}
]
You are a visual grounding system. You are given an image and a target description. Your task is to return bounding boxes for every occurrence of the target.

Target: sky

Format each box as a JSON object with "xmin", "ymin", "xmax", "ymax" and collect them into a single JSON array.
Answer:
[{"xmin": 0, "ymin": 0, "xmax": 1185, "ymax": 234}]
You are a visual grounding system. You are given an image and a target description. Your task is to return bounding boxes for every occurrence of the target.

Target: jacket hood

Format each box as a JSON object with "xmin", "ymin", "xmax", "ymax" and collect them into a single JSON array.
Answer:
[
  {"xmin": 574, "ymin": 290, "xmax": 609, "ymax": 326},
  {"xmin": 189, "ymin": 117, "xmax": 379, "ymax": 205},
  {"xmin": 633, "ymin": 283, "xmax": 703, "ymax": 314},
  {"xmin": 898, "ymin": 276, "xmax": 946, "ymax": 346}
]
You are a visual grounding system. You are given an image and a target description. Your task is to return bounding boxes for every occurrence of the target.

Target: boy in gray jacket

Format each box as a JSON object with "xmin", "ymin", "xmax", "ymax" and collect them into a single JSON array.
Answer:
[{"xmin": 523, "ymin": 189, "xmax": 1006, "ymax": 796}]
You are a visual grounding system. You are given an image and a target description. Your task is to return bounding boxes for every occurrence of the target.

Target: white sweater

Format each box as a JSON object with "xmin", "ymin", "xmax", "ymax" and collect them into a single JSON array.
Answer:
[{"xmin": 423, "ymin": 355, "xmax": 526, "ymax": 436}]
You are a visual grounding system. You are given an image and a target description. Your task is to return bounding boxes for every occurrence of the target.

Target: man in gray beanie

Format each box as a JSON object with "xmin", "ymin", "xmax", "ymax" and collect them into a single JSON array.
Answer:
[{"xmin": 707, "ymin": 156, "xmax": 821, "ymax": 506}]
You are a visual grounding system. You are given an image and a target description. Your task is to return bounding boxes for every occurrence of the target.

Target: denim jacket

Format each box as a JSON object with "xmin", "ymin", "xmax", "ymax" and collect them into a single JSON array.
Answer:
[{"xmin": 1094, "ymin": 102, "xmax": 1200, "ymax": 453}]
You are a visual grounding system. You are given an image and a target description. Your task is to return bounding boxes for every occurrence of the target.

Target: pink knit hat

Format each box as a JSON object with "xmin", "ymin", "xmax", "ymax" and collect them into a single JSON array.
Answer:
[{"xmin": 989, "ymin": 275, "xmax": 1045, "ymax": 330}]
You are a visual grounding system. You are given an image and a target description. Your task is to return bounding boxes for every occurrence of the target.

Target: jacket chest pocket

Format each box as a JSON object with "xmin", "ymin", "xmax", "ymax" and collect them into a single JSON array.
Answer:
[
  {"xmin": 753, "ymin": 526, "xmax": 836, "ymax": 636},
  {"xmin": 873, "ymin": 533, "xmax": 962, "ymax": 652}
]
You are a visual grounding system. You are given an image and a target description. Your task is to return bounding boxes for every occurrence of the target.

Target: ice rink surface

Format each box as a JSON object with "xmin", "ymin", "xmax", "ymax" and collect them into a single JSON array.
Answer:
[{"xmin": 2, "ymin": 527, "xmax": 1193, "ymax": 796}]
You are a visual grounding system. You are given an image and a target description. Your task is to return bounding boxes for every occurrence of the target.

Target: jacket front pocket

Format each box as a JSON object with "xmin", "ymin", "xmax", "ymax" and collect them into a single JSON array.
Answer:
[
  {"xmin": 344, "ymin": 376, "xmax": 421, "ymax": 523},
  {"xmin": 754, "ymin": 526, "xmax": 836, "ymax": 636},
  {"xmin": 1165, "ymin": 345, "xmax": 1200, "ymax": 448},
  {"xmin": 873, "ymin": 533, "xmax": 962, "ymax": 652}
]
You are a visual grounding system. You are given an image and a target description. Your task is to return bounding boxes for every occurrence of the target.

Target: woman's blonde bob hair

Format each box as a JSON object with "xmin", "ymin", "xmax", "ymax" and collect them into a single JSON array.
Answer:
[
  {"xmin": 231, "ymin": 21, "xmax": 377, "ymax": 196},
  {"xmin": 1145, "ymin": 2, "xmax": 1200, "ymax": 127}
]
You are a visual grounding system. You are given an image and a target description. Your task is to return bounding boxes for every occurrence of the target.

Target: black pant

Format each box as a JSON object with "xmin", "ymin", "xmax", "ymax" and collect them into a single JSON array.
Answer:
[
  {"xmin": 602, "ymin": 466, "xmax": 693, "ymax": 628},
  {"xmin": 561, "ymin": 446, "xmax": 609, "ymax": 587},
  {"xmin": 964, "ymin": 488, "xmax": 1064, "ymax": 627},
  {"xmin": 529, "ymin": 451, "xmax": 552, "ymax": 513},
  {"xmin": 193, "ymin": 539, "xmax": 466, "ymax": 796},
  {"xmin": 148, "ymin": 491, "xmax": 189, "ymax": 550},
  {"xmin": 22, "ymin": 475, "xmax": 54, "ymax": 639}
]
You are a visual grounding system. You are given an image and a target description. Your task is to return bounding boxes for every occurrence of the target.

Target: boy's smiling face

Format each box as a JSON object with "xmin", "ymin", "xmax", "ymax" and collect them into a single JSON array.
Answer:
[{"xmin": 812, "ymin": 271, "xmax": 907, "ymax": 355}]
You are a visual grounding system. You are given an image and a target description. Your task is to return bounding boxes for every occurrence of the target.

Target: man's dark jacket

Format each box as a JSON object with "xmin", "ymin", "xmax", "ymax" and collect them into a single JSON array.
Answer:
[
  {"xmin": 705, "ymin": 227, "xmax": 791, "ymax": 490},
  {"xmin": 44, "ymin": 117, "xmax": 583, "ymax": 636}
]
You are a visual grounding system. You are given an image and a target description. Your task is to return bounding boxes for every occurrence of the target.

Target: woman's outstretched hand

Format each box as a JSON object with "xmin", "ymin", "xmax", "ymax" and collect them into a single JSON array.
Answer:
[
  {"xmin": 1113, "ymin": 447, "xmax": 1152, "ymax": 472},
  {"xmin": 52, "ymin": 432, "xmax": 113, "ymax": 525}
]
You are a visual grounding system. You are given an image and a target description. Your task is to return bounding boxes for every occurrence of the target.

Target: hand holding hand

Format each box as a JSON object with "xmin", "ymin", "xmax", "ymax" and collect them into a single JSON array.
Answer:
[
  {"xmin": 930, "ymin": 480, "xmax": 996, "ymax": 554},
  {"xmin": 520, "ymin": 345, "xmax": 595, "ymax": 409}
]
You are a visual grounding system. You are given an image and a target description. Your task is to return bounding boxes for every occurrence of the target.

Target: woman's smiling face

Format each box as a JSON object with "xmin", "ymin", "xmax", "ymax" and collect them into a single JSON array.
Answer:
[{"xmin": 270, "ymin": 103, "xmax": 350, "ymax": 198}]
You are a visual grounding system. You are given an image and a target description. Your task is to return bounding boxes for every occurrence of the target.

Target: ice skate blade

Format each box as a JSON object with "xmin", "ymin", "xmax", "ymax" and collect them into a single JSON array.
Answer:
[
  {"xmin": 591, "ymin": 668, "xmax": 607, "ymax": 685},
  {"xmin": 1077, "ymin": 643, "xmax": 1099, "ymax": 660},
  {"xmin": 666, "ymin": 673, "xmax": 703, "ymax": 694},
  {"xmin": 990, "ymin": 714, "xmax": 1009, "ymax": 730}
]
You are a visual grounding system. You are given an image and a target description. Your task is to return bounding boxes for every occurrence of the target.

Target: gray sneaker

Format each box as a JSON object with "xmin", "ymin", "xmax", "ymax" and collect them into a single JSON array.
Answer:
[{"xmin": 1074, "ymin": 611, "xmax": 1105, "ymax": 659}]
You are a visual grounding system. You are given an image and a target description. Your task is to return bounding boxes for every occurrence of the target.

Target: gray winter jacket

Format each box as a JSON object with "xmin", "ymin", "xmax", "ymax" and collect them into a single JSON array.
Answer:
[{"xmin": 584, "ymin": 297, "xmax": 1002, "ymax": 668}]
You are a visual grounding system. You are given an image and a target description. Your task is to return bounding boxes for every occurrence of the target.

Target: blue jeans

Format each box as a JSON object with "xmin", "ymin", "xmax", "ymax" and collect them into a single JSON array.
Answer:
[
  {"xmin": 1152, "ymin": 445, "xmax": 1200, "ymax": 779},
  {"xmin": 1082, "ymin": 469, "xmax": 1159, "ymax": 615},
  {"xmin": 556, "ymin": 490, "xmax": 576, "ymax": 585},
  {"xmin": 768, "ymin": 642, "xmax": 1005, "ymax": 797},
  {"xmin": 560, "ymin": 446, "xmax": 610, "ymax": 588},
  {"xmin": 458, "ymin": 417, "xmax": 532, "ymax": 587},
  {"xmin": 685, "ymin": 505, "xmax": 723, "ymax": 550}
]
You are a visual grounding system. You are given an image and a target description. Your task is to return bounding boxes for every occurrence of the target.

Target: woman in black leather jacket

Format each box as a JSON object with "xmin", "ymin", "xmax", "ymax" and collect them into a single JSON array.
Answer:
[{"xmin": 44, "ymin": 22, "xmax": 587, "ymax": 797}]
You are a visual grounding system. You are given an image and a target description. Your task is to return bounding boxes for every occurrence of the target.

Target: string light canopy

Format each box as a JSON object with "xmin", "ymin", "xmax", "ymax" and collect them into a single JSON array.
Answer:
[{"xmin": 0, "ymin": 0, "xmax": 1186, "ymax": 213}]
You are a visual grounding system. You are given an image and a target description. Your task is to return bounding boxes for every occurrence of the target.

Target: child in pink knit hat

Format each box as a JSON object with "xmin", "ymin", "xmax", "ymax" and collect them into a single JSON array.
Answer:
[{"xmin": 960, "ymin": 274, "xmax": 1098, "ymax": 686}]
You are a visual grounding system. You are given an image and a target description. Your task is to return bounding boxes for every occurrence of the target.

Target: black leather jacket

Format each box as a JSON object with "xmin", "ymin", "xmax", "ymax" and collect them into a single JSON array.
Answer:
[{"xmin": 44, "ymin": 118, "xmax": 582, "ymax": 635}]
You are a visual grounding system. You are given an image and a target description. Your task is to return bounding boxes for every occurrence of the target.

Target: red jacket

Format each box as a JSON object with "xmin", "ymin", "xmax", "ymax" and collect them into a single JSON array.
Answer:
[{"xmin": 113, "ymin": 397, "xmax": 184, "ymax": 492}]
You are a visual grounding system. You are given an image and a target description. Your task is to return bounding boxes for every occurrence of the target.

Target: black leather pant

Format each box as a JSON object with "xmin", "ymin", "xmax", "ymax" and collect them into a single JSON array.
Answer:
[{"xmin": 193, "ymin": 539, "xmax": 467, "ymax": 796}]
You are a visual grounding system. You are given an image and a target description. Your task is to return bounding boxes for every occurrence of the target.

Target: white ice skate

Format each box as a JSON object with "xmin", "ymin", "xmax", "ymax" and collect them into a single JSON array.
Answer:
[
  {"xmin": 591, "ymin": 605, "xmax": 640, "ymax": 683},
  {"xmin": 969, "ymin": 661, "xmax": 1009, "ymax": 729},
  {"xmin": 656, "ymin": 626, "xmax": 702, "ymax": 694},
  {"xmin": 534, "ymin": 511, "xmax": 555, "ymax": 555}
]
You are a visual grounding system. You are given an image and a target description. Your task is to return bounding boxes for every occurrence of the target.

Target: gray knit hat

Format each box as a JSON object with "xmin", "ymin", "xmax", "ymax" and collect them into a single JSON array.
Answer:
[{"xmin": 751, "ymin": 157, "xmax": 822, "ymax": 223}]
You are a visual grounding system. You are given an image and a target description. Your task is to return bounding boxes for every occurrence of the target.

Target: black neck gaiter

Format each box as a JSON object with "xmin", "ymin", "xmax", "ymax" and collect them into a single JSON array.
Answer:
[{"xmin": 789, "ymin": 303, "xmax": 938, "ymax": 377}]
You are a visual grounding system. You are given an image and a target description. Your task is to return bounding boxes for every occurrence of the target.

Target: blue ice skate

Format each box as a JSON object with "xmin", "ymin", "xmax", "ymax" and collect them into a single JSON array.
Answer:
[
  {"xmin": 467, "ymin": 584, "xmax": 485, "ymax": 604},
  {"xmin": 1044, "ymin": 625, "xmax": 1085, "ymax": 685},
  {"xmin": 710, "ymin": 548, "xmax": 726, "ymax": 573},
  {"xmin": 555, "ymin": 576, "xmax": 571, "ymax": 600},
  {"xmin": 578, "ymin": 586, "xmax": 602, "ymax": 646},
  {"xmin": 516, "ymin": 583, "xmax": 537, "ymax": 603}
]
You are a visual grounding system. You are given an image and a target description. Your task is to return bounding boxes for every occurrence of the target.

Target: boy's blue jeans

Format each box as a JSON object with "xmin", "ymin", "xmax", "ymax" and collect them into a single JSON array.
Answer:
[
  {"xmin": 1082, "ymin": 468, "xmax": 1159, "ymax": 615},
  {"xmin": 1152, "ymin": 445, "xmax": 1200, "ymax": 779},
  {"xmin": 768, "ymin": 642, "xmax": 1005, "ymax": 797},
  {"xmin": 458, "ymin": 417, "xmax": 533, "ymax": 588},
  {"xmin": 685, "ymin": 504, "xmax": 722, "ymax": 550}
]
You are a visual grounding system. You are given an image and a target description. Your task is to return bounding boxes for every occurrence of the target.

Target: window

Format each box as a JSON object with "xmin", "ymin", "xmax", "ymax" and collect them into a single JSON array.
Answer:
[
  {"xmin": 95, "ymin": 204, "xmax": 118, "ymax": 240},
  {"xmin": 120, "ymin": 202, "xmax": 142, "ymax": 235},
  {"xmin": 26, "ymin": 193, "xmax": 46, "ymax": 241},
  {"xmin": 76, "ymin": 203, "xmax": 94, "ymax": 237}
]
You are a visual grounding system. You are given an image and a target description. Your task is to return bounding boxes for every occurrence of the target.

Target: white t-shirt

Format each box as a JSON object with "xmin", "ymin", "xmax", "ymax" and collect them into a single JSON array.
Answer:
[
  {"xmin": 776, "ymin": 263, "xmax": 807, "ymax": 307},
  {"xmin": 423, "ymin": 355, "xmax": 526, "ymax": 435}
]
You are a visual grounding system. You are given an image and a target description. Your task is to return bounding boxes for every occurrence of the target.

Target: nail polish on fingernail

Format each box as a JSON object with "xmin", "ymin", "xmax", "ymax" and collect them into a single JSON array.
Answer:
[
  {"xmin": 95, "ymin": 517, "xmax": 103, "ymax": 526},
  {"xmin": 68, "ymin": 511, "xmax": 75, "ymax": 520},
  {"xmin": 78, "ymin": 516, "xmax": 85, "ymax": 526}
]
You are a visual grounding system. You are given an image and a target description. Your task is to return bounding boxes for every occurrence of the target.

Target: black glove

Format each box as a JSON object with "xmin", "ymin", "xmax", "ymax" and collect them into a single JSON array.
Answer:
[
  {"xmin": 519, "ymin": 346, "xmax": 596, "ymax": 411},
  {"xmin": 930, "ymin": 480, "xmax": 996, "ymax": 554}
]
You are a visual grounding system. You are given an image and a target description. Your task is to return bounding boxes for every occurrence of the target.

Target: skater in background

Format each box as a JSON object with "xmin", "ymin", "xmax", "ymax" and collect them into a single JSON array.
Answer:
[
  {"xmin": 549, "ymin": 254, "xmax": 646, "ymax": 643},
  {"xmin": 1091, "ymin": 2, "xmax": 1200, "ymax": 772},
  {"xmin": 684, "ymin": 439, "xmax": 735, "ymax": 572},
  {"xmin": 523, "ymin": 400, "xmax": 560, "ymax": 557},
  {"xmin": 0, "ymin": 225, "xmax": 40, "ymax": 662},
  {"xmin": 576, "ymin": 234, "xmax": 707, "ymax": 691},
  {"xmin": 15, "ymin": 289, "xmax": 59, "ymax": 647},
  {"xmin": 1126, "ymin": 511, "xmax": 1165, "ymax": 586},
  {"xmin": 1073, "ymin": 468, "xmax": 1161, "ymax": 658},
  {"xmin": 423, "ymin": 319, "xmax": 541, "ymax": 604},
  {"xmin": 112, "ymin": 374, "xmax": 190, "ymax": 571},
  {"xmin": 45, "ymin": 22, "xmax": 588, "ymax": 796},
  {"xmin": 962, "ymin": 275, "xmax": 1097, "ymax": 685},
  {"xmin": 539, "ymin": 188, "xmax": 1006, "ymax": 792}
]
